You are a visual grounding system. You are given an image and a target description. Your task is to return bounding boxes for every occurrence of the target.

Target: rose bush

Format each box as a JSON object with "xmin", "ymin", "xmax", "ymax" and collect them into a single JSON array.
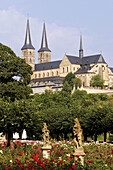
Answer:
[{"xmin": 0, "ymin": 140, "xmax": 112, "ymax": 170}]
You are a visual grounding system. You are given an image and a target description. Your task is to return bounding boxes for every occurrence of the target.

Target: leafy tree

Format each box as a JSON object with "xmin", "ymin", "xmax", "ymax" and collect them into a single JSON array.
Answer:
[
  {"xmin": 90, "ymin": 74, "xmax": 104, "ymax": 89},
  {"xmin": 72, "ymin": 89, "xmax": 87, "ymax": 100},
  {"xmin": 63, "ymin": 72, "xmax": 75, "ymax": 87},
  {"xmin": 0, "ymin": 98, "xmax": 36, "ymax": 146},
  {"xmin": 72, "ymin": 77, "xmax": 82, "ymax": 89},
  {"xmin": 0, "ymin": 44, "xmax": 34, "ymax": 146},
  {"xmin": 0, "ymin": 44, "xmax": 33, "ymax": 101},
  {"xmin": 62, "ymin": 81, "xmax": 72, "ymax": 93}
]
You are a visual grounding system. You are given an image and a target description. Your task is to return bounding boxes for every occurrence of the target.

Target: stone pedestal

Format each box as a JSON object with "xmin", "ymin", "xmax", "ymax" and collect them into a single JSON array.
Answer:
[
  {"xmin": 42, "ymin": 145, "xmax": 52, "ymax": 159},
  {"xmin": 73, "ymin": 147, "xmax": 85, "ymax": 166}
]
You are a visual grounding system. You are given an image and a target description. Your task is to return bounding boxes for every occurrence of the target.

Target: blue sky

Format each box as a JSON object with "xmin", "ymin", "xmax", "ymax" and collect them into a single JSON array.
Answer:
[{"xmin": 1, "ymin": 0, "xmax": 113, "ymax": 66}]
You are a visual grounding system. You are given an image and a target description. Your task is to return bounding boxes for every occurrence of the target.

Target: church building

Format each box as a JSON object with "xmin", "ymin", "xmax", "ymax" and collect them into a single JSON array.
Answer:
[{"xmin": 21, "ymin": 18, "xmax": 113, "ymax": 93}]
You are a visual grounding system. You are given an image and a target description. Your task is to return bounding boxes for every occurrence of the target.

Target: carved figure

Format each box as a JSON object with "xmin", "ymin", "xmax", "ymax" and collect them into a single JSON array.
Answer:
[
  {"xmin": 42, "ymin": 123, "xmax": 49, "ymax": 146},
  {"xmin": 73, "ymin": 118, "xmax": 82, "ymax": 148}
]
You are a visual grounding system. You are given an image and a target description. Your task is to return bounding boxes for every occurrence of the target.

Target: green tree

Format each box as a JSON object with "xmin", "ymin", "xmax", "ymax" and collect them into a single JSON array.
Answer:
[
  {"xmin": 63, "ymin": 72, "xmax": 75, "ymax": 87},
  {"xmin": 0, "ymin": 98, "xmax": 36, "ymax": 146},
  {"xmin": 0, "ymin": 44, "xmax": 33, "ymax": 101},
  {"xmin": 72, "ymin": 77, "xmax": 82, "ymax": 89},
  {"xmin": 0, "ymin": 44, "xmax": 34, "ymax": 146},
  {"xmin": 90, "ymin": 74, "xmax": 104, "ymax": 89}
]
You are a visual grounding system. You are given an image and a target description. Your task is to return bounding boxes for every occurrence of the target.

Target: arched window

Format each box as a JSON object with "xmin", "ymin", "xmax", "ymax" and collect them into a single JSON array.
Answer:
[
  {"xmin": 56, "ymin": 71, "xmax": 58, "ymax": 76},
  {"xmin": 63, "ymin": 67, "xmax": 64, "ymax": 73},
  {"xmin": 52, "ymin": 72, "xmax": 54, "ymax": 76},
  {"xmin": 35, "ymin": 74, "xmax": 37, "ymax": 78},
  {"xmin": 67, "ymin": 67, "xmax": 68, "ymax": 72},
  {"xmin": 30, "ymin": 58, "xmax": 32, "ymax": 63},
  {"xmin": 39, "ymin": 73, "xmax": 41, "ymax": 78},
  {"xmin": 43, "ymin": 73, "xmax": 45, "ymax": 77},
  {"xmin": 47, "ymin": 72, "xmax": 49, "ymax": 77}
]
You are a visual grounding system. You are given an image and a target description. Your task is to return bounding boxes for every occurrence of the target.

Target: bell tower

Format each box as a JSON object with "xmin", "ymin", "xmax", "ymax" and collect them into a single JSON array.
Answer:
[
  {"xmin": 21, "ymin": 17, "xmax": 35, "ymax": 70},
  {"xmin": 38, "ymin": 21, "xmax": 51, "ymax": 64}
]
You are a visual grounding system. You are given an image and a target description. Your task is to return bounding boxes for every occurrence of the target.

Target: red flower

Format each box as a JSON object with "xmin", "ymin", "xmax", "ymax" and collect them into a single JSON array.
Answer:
[
  {"xmin": 31, "ymin": 142, "xmax": 34, "ymax": 144},
  {"xmin": 87, "ymin": 160, "xmax": 92, "ymax": 163},
  {"xmin": 20, "ymin": 164, "xmax": 24, "ymax": 167},
  {"xmin": 18, "ymin": 152, "xmax": 23, "ymax": 156},
  {"xmin": 45, "ymin": 159, "xmax": 48, "ymax": 161},
  {"xmin": 57, "ymin": 161, "xmax": 63, "ymax": 165},
  {"xmin": 67, "ymin": 157, "xmax": 71, "ymax": 160},
  {"xmin": 75, "ymin": 162, "xmax": 77, "ymax": 165},
  {"xmin": 76, "ymin": 155, "xmax": 80, "ymax": 158},
  {"xmin": 111, "ymin": 149, "xmax": 113, "ymax": 154},
  {"xmin": 40, "ymin": 164, "xmax": 45, "ymax": 168},
  {"xmin": 32, "ymin": 147, "xmax": 35, "ymax": 150},
  {"xmin": 37, "ymin": 160, "xmax": 43, "ymax": 164},
  {"xmin": 34, "ymin": 157, "xmax": 38, "ymax": 161},
  {"xmin": 51, "ymin": 158, "xmax": 56, "ymax": 162},
  {"xmin": 16, "ymin": 161, "xmax": 21, "ymax": 164},
  {"xmin": 37, "ymin": 148, "xmax": 41, "ymax": 151},
  {"xmin": 100, "ymin": 154, "xmax": 103, "ymax": 157}
]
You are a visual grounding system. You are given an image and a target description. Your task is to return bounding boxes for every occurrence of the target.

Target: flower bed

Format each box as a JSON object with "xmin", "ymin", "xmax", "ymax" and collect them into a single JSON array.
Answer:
[{"xmin": 0, "ymin": 140, "xmax": 113, "ymax": 170}]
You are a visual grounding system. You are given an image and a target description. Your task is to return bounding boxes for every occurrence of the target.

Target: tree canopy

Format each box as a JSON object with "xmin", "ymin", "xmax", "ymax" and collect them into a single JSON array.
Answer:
[
  {"xmin": 0, "ymin": 44, "xmax": 33, "ymax": 101},
  {"xmin": 90, "ymin": 74, "xmax": 104, "ymax": 89}
]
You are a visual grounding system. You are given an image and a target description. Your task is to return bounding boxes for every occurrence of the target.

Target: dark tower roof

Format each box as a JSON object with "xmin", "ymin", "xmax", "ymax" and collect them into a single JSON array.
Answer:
[
  {"xmin": 38, "ymin": 21, "xmax": 51, "ymax": 52},
  {"xmin": 21, "ymin": 17, "xmax": 35, "ymax": 50}
]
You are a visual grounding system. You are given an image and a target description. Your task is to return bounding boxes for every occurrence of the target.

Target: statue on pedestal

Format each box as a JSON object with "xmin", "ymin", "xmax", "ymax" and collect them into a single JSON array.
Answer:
[
  {"xmin": 42, "ymin": 123, "xmax": 51, "ymax": 159},
  {"xmin": 42, "ymin": 123, "xmax": 50, "ymax": 146},
  {"xmin": 72, "ymin": 118, "xmax": 85, "ymax": 166},
  {"xmin": 73, "ymin": 118, "xmax": 82, "ymax": 148}
]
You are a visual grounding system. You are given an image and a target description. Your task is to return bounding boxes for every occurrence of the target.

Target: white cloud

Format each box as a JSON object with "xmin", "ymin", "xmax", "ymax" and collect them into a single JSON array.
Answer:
[{"xmin": 0, "ymin": 8, "xmax": 94, "ymax": 63}]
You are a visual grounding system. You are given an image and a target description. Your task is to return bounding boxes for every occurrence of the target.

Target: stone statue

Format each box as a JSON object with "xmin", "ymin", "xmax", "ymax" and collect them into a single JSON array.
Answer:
[
  {"xmin": 72, "ymin": 118, "xmax": 85, "ymax": 165},
  {"xmin": 73, "ymin": 118, "xmax": 82, "ymax": 148},
  {"xmin": 42, "ymin": 123, "xmax": 49, "ymax": 146}
]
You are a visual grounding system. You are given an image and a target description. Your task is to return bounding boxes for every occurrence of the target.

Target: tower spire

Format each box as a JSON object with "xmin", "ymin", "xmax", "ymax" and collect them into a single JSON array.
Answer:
[
  {"xmin": 38, "ymin": 21, "xmax": 51, "ymax": 52},
  {"xmin": 21, "ymin": 17, "xmax": 35, "ymax": 50},
  {"xmin": 79, "ymin": 34, "xmax": 83, "ymax": 61}
]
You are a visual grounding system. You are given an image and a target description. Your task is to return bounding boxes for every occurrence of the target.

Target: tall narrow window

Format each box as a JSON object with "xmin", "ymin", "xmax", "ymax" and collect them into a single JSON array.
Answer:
[
  {"xmin": 67, "ymin": 67, "xmax": 68, "ymax": 72},
  {"xmin": 43, "ymin": 73, "xmax": 45, "ymax": 77},
  {"xmin": 39, "ymin": 73, "xmax": 41, "ymax": 78},
  {"xmin": 52, "ymin": 72, "xmax": 54, "ymax": 76},
  {"xmin": 47, "ymin": 72, "xmax": 49, "ymax": 77},
  {"xmin": 63, "ymin": 67, "xmax": 64, "ymax": 73},
  {"xmin": 56, "ymin": 71, "xmax": 58, "ymax": 76},
  {"xmin": 35, "ymin": 74, "xmax": 37, "ymax": 78},
  {"xmin": 30, "ymin": 58, "xmax": 32, "ymax": 63}
]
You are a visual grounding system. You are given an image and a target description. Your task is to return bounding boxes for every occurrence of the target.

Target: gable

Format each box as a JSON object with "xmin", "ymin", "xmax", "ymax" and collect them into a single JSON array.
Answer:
[
  {"xmin": 82, "ymin": 54, "xmax": 106, "ymax": 65},
  {"xmin": 60, "ymin": 55, "xmax": 72, "ymax": 67}
]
